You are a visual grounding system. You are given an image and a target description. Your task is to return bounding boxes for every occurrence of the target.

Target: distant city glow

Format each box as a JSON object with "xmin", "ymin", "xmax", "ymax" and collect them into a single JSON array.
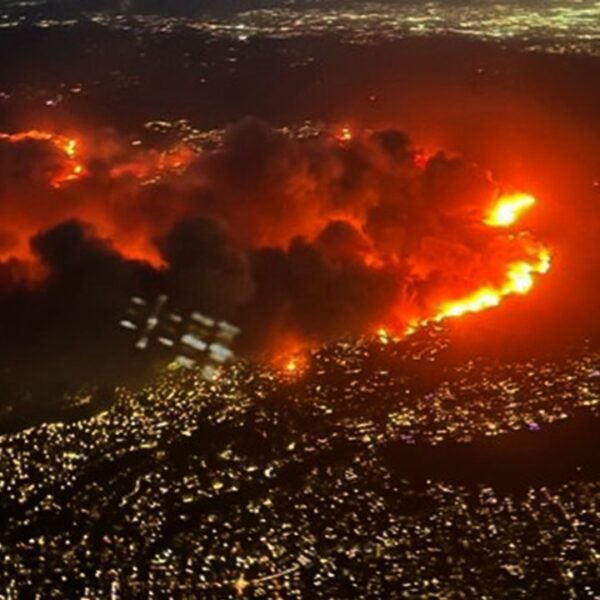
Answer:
[{"xmin": 46, "ymin": 2, "xmax": 600, "ymax": 57}]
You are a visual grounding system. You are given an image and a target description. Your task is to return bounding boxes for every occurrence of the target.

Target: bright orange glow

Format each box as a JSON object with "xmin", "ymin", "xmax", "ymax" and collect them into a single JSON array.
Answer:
[
  {"xmin": 0, "ymin": 129, "xmax": 191, "ymax": 268},
  {"xmin": 270, "ymin": 333, "xmax": 311, "ymax": 375},
  {"xmin": 0, "ymin": 130, "xmax": 57, "ymax": 145},
  {"xmin": 0, "ymin": 127, "xmax": 554, "ymax": 352},
  {"xmin": 280, "ymin": 354, "xmax": 308, "ymax": 375},
  {"xmin": 377, "ymin": 327, "xmax": 390, "ymax": 343},
  {"xmin": 337, "ymin": 127, "xmax": 353, "ymax": 143},
  {"xmin": 411, "ymin": 196, "xmax": 552, "ymax": 328},
  {"xmin": 485, "ymin": 193, "xmax": 536, "ymax": 227},
  {"xmin": 64, "ymin": 138, "xmax": 77, "ymax": 159},
  {"xmin": 0, "ymin": 130, "xmax": 87, "ymax": 188},
  {"xmin": 50, "ymin": 136, "xmax": 87, "ymax": 187}
]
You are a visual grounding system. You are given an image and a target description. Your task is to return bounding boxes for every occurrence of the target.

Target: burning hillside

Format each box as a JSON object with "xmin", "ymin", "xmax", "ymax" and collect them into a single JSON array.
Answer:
[
  {"xmin": 411, "ymin": 193, "xmax": 551, "ymax": 329},
  {"xmin": 0, "ymin": 120, "xmax": 552, "ymax": 381}
]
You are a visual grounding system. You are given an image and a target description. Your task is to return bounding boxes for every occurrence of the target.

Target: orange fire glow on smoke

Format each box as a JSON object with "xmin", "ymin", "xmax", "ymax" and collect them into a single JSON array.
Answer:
[
  {"xmin": 0, "ymin": 129, "xmax": 200, "ymax": 267},
  {"xmin": 410, "ymin": 193, "xmax": 551, "ymax": 330},
  {"xmin": 278, "ymin": 191, "xmax": 552, "ymax": 373},
  {"xmin": 0, "ymin": 127, "xmax": 554, "ymax": 373},
  {"xmin": 0, "ymin": 130, "xmax": 87, "ymax": 188}
]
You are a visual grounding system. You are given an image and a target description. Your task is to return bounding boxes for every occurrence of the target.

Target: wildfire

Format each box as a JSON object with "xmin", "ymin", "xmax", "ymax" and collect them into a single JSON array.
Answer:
[
  {"xmin": 285, "ymin": 359, "xmax": 299, "ymax": 373},
  {"xmin": 434, "ymin": 251, "xmax": 550, "ymax": 320},
  {"xmin": 0, "ymin": 130, "xmax": 86, "ymax": 187},
  {"xmin": 484, "ymin": 193, "xmax": 536, "ymax": 227},
  {"xmin": 273, "ymin": 191, "xmax": 552, "ymax": 372},
  {"xmin": 54, "ymin": 137, "xmax": 86, "ymax": 187},
  {"xmin": 414, "ymin": 193, "xmax": 552, "ymax": 327},
  {"xmin": 277, "ymin": 351, "xmax": 308, "ymax": 376},
  {"xmin": 279, "ymin": 354, "xmax": 308, "ymax": 377},
  {"xmin": 337, "ymin": 126, "xmax": 353, "ymax": 143},
  {"xmin": 0, "ymin": 126, "xmax": 554, "ymax": 368},
  {"xmin": 377, "ymin": 327, "xmax": 392, "ymax": 344}
]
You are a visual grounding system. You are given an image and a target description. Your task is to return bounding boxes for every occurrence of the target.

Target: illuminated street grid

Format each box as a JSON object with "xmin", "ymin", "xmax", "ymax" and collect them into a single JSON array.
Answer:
[
  {"xmin": 0, "ymin": 327, "xmax": 599, "ymax": 596},
  {"xmin": 2, "ymin": 1, "xmax": 598, "ymax": 56}
]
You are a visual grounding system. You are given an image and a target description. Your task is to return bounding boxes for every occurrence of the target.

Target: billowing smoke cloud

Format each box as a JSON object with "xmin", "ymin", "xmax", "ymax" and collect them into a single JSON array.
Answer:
[{"xmin": 0, "ymin": 118, "xmax": 545, "ymax": 385}]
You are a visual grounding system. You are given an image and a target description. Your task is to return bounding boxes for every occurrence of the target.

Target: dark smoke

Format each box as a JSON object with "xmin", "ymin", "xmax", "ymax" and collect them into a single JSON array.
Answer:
[{"xmin": 0, "ymin": 118, "xmax": 543, "ymax": 390}]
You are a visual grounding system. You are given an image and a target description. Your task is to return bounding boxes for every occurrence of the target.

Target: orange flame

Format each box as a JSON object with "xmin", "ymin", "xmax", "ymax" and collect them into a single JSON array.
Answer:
[
  {"xmin": 484, "ymin": 193, "xmax": 536, "ymax": 227},
  {"xmin": 0, "ymin": 129, "xmax": 195, "ymax": 267},
  {"xmin": 377, "ymin": 327, "xmax": 391, "ymax": 344},
  {"xmin": 434, "ymin": 250, "xmax": 551, "ymax": 321},
  {"xmin": 280, "ymin": 354, "xmax": 310, "ymax": 376},
  {"xmin": 285, "ymin": 358, "xmax": 299, "ymax": 373},
  {"xmin": 0, "ymin": 130, "xmax": 87, "ymax": 187},
  {"xmin": 336, "ymin": 126, "xmax": 353, "ymax": 143},
  {"xmin": 274, "ymin": 342, "xmax": 309, "ymax": 376},
  {"xmin": 410, "ymin": 193, "xmax": 551, "ymax": 329}
]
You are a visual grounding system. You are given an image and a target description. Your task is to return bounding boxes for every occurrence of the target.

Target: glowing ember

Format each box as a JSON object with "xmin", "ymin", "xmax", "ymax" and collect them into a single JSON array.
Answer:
[
  {"xmin": 337, "ymin": 127, "xmax": 353, "ymax": 143},
  {"xmin": 377, "ymin": 328, "xmax": 390, "ymax": 344},
  {"xmin": 278, "ymin": 352, "xmax": 309, "ymax": 375},
  {"xmin": 286, "ymin": 359, "xmax": 299, "ymax": 373},
  {"xmin": 64, "ymin": 138, "xmax": 77, "ymax": 159},
  {"xmin": 485, "ymin": 193, "xmax": 536, "ymax": 227}
]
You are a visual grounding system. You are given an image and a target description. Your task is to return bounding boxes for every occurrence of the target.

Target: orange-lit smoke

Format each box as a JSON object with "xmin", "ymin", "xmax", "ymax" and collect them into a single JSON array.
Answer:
[
  {"xmin": 401, "ymin": 194, "xmax": 551, "ymax": 336},
  {"xmin": 0, "ymin": 130, "xmax": 87, "ymax": 188},
  {"xmin": 0, "ymin": 123, "xmax": 554, "ymax": 367},
  {"xmin": 280, "ymin": 193, "xmax": 552, "ymax": 371},
  {"xmin": 0, "ymin": 129, "xmax": 197, "ymax": 267}
]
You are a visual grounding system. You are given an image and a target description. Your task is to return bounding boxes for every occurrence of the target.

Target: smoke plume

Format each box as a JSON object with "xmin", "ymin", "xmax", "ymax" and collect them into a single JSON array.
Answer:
[{"xmin": 0, "ymin": 118, "xmax": 549, "ymax": 384}]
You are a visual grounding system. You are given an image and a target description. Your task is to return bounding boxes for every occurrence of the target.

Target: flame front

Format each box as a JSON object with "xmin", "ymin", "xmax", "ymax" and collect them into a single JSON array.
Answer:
[
  {"xmin": 274, "ymin": 189, "xmax": 552, "ymax": 369},
  {"xmin": 434, "ymin": 249, "xmax": 551, "ymax": 322},
  {"xmin": 416, "ymin": 193, "xmax": 551, "ymax": 327}
]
